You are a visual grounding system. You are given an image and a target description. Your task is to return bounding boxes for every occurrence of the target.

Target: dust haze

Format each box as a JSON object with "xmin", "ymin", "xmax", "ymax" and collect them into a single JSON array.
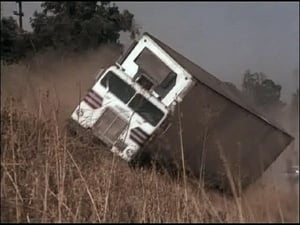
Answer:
[
  {"xmin": 1, "ymin": 44, "xmax": 122, "ymax": 125},
  {"xmin": 1, "ymin": 44, "xmax": 298, "ymax": 183},
  {"xmin": 1, "ymin": 45, "xmax": 298, "ymax": 222},
  {"xmin": 2, "ymin": 2, "xmax": 298, "ymax": 101}
]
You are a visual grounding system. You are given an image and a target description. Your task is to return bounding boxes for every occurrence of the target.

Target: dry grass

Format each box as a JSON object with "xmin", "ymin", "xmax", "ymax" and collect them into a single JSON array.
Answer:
[
  {"xmin": 1, "ymin": 47, "xmax": 299, "ymax": 223},
  {"xmin": 1, "ymin": 97, "xmax": 298, "ymax": 223}
]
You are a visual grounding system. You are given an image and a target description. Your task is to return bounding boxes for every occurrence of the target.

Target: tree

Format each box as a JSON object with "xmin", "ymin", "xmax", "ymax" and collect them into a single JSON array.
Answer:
[
  {"xmin": 242, "ymin": 69, "xmax": 283, "ymax": 108},
  {"xmin": 1, "ymin": 16, "xmax": 37, "ymax": 64},
  {"xmin": 29, "ymin": 1, "xmax": 139, "ymax": 52},
  {"xmin": 255, "ymin": 79, "xmax": 282, "ymax": 105},
  {"xmin": 1, "ymin": 2, "xmax": 139, "ymax": 63},
  {"xmin": 242, "ymin": 69, "xmax": 265, "ymax": 101},
  {"xmin": 1, "ymin": 17, "xmax": 21, "ymax": 64}
]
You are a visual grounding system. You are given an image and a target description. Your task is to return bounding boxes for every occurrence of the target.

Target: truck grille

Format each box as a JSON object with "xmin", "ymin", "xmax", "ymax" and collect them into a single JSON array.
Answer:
[{"xmin": 92, "ymin": 108, "xmax": 128, "ymax": 146}]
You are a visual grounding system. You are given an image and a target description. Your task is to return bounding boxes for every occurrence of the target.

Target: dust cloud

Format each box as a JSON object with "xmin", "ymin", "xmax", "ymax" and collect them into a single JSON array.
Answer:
[
  {"xmin": 1, "ymin": 43, "xmax": 298, "ymax": 188},
  {"xmin": 1, "ymin": 44, "xmax": 122, "ymax": 125},
  {"xmin": 261, "ymin": 107, "xmax": 298, "ymax": 185},
  {"xmin": 1, "ymin": 44, "xmax": 298, "ymax": 222}
]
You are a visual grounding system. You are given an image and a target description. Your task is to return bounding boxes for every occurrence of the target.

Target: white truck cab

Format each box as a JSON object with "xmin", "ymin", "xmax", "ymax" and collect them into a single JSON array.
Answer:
[
  {"xmin": 70, "ymin": 65, "xmax": 169, "ymax": 161},
  {"xmin": 70, "ymin": 33, "xmax": 196, "ymax": 161}
]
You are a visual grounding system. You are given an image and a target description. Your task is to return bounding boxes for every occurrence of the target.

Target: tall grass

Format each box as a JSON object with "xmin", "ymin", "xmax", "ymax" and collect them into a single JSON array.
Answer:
[
  {"xmin": 1, "ymin": 47, "xmax": 298, "ymax": 222},
  {"xmin": 1, "ymin": 95, "xmax": 298, "ymax": 223}
]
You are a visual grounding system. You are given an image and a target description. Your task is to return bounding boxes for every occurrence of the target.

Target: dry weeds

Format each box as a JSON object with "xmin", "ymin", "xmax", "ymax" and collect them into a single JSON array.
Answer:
[{"xmin": 1, "ymin": 47, "xmax": 299, "ymax": 223}]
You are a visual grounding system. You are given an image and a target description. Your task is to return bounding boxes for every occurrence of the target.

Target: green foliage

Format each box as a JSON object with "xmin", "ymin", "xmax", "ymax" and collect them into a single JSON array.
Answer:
[
  {"xmin": 1, "ymin": 1, "xmax": 139, "ymax": 64},
  {"xmin": 242, "ymin": 69, "xmax": 283, "ymax": 107},
  {"xmin": 1, "ymin": 17, "xmax": 23, "ymax": 64},
  {"xmin": 30, "ymin": 1, "xmax": 138, "ymax": 52}
]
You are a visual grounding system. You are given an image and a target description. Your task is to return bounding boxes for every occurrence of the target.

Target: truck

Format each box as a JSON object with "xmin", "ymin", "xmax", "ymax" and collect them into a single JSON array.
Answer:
[
  {"xmin": 69, "ymin": 65, "xmax": 170, "ymax": 161},
  {"xmin": 68, "ymin": 32, "xmax": 294, "ymax": 193}
]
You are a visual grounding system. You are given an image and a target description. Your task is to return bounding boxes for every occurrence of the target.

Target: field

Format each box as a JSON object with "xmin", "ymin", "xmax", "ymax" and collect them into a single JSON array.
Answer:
[{"xmin": 1, "ymin": 46, "xmax": 299, "ymax": 222}]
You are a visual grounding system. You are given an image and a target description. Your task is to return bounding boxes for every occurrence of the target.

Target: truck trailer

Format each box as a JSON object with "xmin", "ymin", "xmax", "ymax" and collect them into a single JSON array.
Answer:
[{"xmin": 68, "ymin": 32, "xmax": 294, "ymax": 193}]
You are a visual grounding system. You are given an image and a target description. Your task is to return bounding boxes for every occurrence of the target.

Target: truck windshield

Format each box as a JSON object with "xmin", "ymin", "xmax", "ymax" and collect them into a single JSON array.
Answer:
[
  {"xmin": 101, "ymin": 71, "xmax": 135, "ymax": 103},
  {"xmin": 128, "ymin": 94, "xmax": 164, "ymax": 126},
  {"xmin": 135, "ymin": 47, "xmax": 172, "ymax": 85}
]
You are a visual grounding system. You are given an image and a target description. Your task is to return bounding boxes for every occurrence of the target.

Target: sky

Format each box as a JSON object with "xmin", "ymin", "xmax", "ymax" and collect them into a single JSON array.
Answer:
[{"xmin": 1, "ymin": 1, "xmax": 299, "ymax": 102}]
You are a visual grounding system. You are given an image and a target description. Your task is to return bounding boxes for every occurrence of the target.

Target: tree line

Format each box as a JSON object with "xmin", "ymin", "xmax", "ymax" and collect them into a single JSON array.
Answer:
[
  {"xmin": 241, "ymin": 69, "xmax": 298, "ymax": 115},
  {"xmin": 1, "ymin": 1, "xmax": 139, "ymax": 64}
]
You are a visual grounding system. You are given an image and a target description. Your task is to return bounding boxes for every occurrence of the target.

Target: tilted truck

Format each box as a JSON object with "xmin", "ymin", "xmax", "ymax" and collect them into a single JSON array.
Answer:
[{"xmin": 68, "ymin": 32, "xmax": 294, "ymax": 193}]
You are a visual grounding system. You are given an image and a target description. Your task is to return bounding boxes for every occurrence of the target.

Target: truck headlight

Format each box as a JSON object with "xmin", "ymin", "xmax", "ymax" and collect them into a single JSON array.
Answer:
[
  {"xmin": 76, "ymin": 108, "xmax": 84, "ymax": 117},
  {"xmin": 124, "ymin": 148, "xmax": 137, "ymax": 159}
]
